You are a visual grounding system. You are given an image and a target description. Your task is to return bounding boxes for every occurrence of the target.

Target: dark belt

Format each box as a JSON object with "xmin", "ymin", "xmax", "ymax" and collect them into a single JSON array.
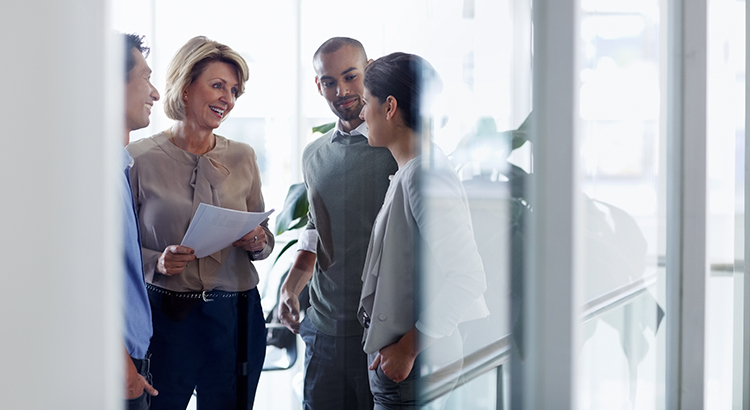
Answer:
[
  {"xmin": 130, "ymin": 353, "xmax": 150, "ymax": 375},
  {"xmin": 146, "ymin": 283, "xmax": 248, "ymax": 302}
]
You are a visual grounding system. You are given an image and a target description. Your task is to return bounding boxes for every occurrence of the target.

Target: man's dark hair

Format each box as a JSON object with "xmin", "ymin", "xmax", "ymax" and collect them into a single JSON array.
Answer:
[
  {"xmin": 123, "ymin": 33, "xmax": 150, "ymax": 82},
  {"xmin": 313, "ymin": 37, "xmax": 367, "ymax": 65},
  {"xmin": 364, "ymin": 52, "xmax": 441, "ymax": 131}
]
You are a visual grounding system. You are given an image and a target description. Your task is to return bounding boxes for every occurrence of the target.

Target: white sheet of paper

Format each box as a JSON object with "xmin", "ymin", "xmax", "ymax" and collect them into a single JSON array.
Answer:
[{"xmin": 180, "ymin": 203, "xmax": 275, "ymax": 258}]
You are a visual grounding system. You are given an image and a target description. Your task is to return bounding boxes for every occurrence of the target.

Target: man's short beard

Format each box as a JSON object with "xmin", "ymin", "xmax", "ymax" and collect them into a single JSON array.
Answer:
[{"xmin": 335, "ymin": 101, "xmax": 364, "ymax": 122}]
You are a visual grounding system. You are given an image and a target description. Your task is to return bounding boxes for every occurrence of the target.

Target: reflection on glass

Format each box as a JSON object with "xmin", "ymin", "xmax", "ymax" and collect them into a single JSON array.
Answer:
[
  {"xmin": 705, "ymin": 0, "xmax": 745, "ymax": 408},
  {"xmin": 450, "ymin": 116, "xmax": 527, "ymax": 409},
  {"xmin": 112, "ymin": 0, "xmax": 524, "ymax": 408},
  {"xmin": 577, "ymin": 2, "xmax": 665, "ymax": 409}
]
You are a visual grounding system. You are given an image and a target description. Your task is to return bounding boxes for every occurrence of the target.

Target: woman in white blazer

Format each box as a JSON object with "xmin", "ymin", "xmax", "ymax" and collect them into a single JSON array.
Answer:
[{"xmin": 357, "ymin": 52, "xmax": 489, "ymax": 410}]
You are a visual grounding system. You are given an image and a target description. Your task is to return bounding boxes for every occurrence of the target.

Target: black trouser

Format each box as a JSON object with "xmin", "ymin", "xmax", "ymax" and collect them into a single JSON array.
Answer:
[{"xmin": 147, "ymin": 287, "xmax": 266, "ymax": 410}]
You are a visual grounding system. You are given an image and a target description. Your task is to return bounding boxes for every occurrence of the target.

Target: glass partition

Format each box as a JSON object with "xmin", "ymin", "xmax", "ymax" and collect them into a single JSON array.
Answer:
[
  {"xmin": 575, "ymin": 1, "xmax": 667, "ymax": 409},
  {"xmin": 112, "ymin": 0, "xmax": 527, "ymax": 408},
  {"xmin": 705, "ymin": 0, "xmax": 745, "ymax": 408},
  {"xmin": 110, "ymin": 0, "xmax": 747, "ymax": 408}
]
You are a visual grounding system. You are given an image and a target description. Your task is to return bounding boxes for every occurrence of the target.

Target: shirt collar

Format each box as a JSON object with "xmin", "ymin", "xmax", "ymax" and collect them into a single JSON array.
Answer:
[
  {"xmin": 121, "ymin": 146, "xmax": 135, "ymax": 172},
  {"xmin": 331, "ymin": 121, "xmax": 369, "ymax": 142}
]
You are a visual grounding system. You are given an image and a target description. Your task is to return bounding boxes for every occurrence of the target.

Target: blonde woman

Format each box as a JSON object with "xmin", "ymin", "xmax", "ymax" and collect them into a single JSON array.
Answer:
[{"xmin": 127, "ymin": 36, "xmax": 273, "ymax": 409}]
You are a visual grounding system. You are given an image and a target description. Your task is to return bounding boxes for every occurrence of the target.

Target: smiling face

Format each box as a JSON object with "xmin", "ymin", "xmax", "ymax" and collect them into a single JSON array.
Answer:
[
  {"xmin": 183, "ymin": 61, "xmax": 240, "ymax": 131},
  {"xmin": 314, "ymin": 45, "xmax": 367, "ymax": 129},
  {"xmin": 125, "ymin": 48, "xmax": 160, "ymax": 137},
  {"xmin": 359, "ymin": 87, "xmax": 390, "ymax": 148}
]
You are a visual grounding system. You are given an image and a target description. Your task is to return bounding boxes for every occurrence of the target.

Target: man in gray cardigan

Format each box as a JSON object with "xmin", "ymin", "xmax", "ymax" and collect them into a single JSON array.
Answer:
[{"xmin": 278, "ymin": 37, "xmax": 397, "ymax": 410}]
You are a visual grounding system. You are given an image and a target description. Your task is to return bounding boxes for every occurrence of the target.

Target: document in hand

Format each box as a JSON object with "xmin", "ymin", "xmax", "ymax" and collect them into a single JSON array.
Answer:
[{"xmin": 181, "ymin": 203, "xmax": 275, "ymax": 258}]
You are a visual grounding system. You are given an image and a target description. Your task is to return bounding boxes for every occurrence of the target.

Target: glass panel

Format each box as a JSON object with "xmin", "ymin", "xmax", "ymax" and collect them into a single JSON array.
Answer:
[
  {"xmin": 705, "ymin": 0, "xmax": 745, "ymax": 408},
  {"xmin": 576, "ymin": 2, "xmax": 666, "ymax": 409},
  {"xmin": 112, "ymin": 0, "xmax": 528, "ymax": 408}
]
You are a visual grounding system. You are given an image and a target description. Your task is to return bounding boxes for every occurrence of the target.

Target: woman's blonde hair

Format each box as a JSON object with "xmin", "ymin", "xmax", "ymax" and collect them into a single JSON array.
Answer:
[{"xmin": 163, "ymin": 36, "xmax": 249, "ymax": 121}]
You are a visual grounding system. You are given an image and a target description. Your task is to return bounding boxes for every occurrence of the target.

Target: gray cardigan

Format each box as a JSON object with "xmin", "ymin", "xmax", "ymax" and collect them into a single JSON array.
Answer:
[
  {"xmin": 302, "ymin": 127, "xmax": 398, "ymax": 337},
  {"xmin": 358, "ymin": 147, "xmax": 489, "ymax": 354}
]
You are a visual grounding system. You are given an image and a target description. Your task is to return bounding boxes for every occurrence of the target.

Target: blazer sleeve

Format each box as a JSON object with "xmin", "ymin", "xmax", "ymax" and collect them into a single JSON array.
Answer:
[{"xmin": 409, "ymin": 162, "xmax": 488, "ymax": 338}]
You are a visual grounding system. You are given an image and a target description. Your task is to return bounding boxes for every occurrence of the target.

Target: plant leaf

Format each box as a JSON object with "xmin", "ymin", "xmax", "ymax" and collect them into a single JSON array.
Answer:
[
  {"xmin": 275, "ymin": 183, "xmax": 309, "ymax": 235},
  {"xmin": 507, "ymin": 111, "xmax": 534, "ymax": 151},
  {"xmin": 273, "ymin": 239, "xmax": 299, "ymax": 266},
  {"xmin": 288, "ymin": 218, "xmax": 309, "ymax": 231},
  {"xmin": 511, "ymin": 130, "xmax": 528, "ymax": 151},
  {"xmin": 312, "ymin": 122, "xmax": 336, "ymax": 135}
]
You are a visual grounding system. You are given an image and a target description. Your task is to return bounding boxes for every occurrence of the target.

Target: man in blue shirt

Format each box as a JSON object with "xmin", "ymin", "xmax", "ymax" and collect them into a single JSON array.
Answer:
[{"xmin": 120, "ymin": 32, "xmax": 160, "ymax": 410}]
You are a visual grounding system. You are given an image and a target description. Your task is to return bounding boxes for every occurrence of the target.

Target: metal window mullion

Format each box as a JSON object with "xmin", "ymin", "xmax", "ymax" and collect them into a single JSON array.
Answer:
[
  {"xmin": 665, "ymin": 0, "xmax": 708, "ymax": 409},
  {"xmin": 525, "ymin": 0, "xmax": 580, "ymax": 409}
]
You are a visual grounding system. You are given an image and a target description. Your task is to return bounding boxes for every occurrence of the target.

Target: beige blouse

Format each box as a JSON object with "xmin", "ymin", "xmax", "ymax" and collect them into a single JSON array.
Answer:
[{"xmin": 126, "ymin": 132, "xmax": 273, "ymax": 292}]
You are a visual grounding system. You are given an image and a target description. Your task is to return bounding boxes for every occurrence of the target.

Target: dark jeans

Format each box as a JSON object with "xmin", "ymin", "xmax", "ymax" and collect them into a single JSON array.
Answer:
[
  {"xmin": 147, "ymin": 287, "xmax": 266, "ymax": 410},
  {"xmin": 368, "ymin": 353, "xmax": 421, "ymax": 410},
  {"xmin": 126, "ymin": 354, "xmax": 152, "ymax": 410},
  {"xmin": 367, "ymin": 331, "xmax": 462, "ymax": 410},
  {"xmin": 299, "ymin": 317, "xmax": 373, "ymax": 410}
]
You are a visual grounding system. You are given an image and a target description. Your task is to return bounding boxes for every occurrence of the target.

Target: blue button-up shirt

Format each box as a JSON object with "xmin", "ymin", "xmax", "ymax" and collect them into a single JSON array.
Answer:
[{"xmin": 120, "ymin": 147, "xmax": 152, "ymax": 359}]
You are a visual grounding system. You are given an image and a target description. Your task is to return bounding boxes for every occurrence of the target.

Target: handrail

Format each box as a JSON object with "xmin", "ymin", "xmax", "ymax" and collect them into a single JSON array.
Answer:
[
  {"xmin": 421, "ymin": 336, "xmax": 513, "ymax": 403},
  {"xmin": 420, "ymin": 273, "xmax": 659, "ymax": 404},
  {"xmin": 422, "ymin": 258, "xmax": 741, "ymax": 403},
  {"xmin": 658, "ymin": 254, "xmax": 743, "ymax": 274},
  {"xmin": 581, "ymin": 274, "xmax": 658, "ymax": 323}
]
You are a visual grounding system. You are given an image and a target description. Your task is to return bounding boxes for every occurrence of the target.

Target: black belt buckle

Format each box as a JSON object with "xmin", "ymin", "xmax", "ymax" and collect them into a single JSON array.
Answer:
[
  {"xmin": 130, "ymin": 353, "xmax": 151, "ymax": 377},
  {"xmin": 141, "ymin": 352, "xmax": 151, "ymax": 374}
]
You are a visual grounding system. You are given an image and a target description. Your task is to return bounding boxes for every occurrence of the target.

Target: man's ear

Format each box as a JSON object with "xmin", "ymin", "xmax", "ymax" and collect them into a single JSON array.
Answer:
[
  {"xmin": 365, "ymin": 58, "xmax": 374, "ymax": 67},
  {"xmin": 314, "ymin": 77, "xmax": 323, "ymax": 96},
  {"xmin": 385, "ymin": 95, "xmax": 398, "ymax": 120}
]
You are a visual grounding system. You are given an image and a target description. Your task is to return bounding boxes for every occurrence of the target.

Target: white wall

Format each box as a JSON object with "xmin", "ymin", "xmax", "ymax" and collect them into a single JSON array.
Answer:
[{"xmin": 0, "ymin": 1, "xmax": 121, "ymax": 408}]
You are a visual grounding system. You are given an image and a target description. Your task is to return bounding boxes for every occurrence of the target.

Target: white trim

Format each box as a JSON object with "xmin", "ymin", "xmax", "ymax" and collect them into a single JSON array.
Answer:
[
  {"xmin": 511, "ymin": 0, "xmax": 533, "ymax": 126},
  {"xmin": 0, "ymin": 1, "xmax": 120, "ymax": 407},
  {"xmin": 744, "ymin": 0, "xmax": 750, "ymax": 405},
  {"xmin": 292, "ymin": 0, "xmax": 304, "ymax": 182},
  {"xmin": 525, "ymin": 0, "xmax": 581, "ymax": 408}
]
